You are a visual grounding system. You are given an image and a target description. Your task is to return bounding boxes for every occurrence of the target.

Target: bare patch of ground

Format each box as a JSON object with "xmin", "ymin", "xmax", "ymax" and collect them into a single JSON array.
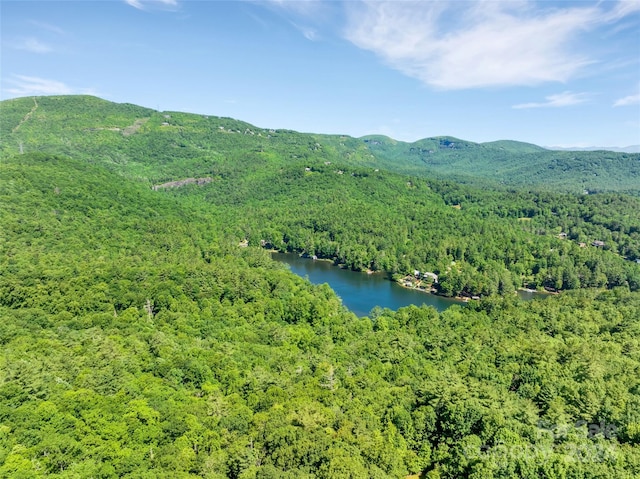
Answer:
[{"xmin": 152, "ymin": 177, "xmax": 213, "ymax": 190}]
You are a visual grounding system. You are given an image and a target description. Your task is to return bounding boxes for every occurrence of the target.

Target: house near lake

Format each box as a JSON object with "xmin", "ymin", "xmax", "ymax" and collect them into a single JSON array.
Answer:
[
  {"xmin": 414, "ymin": 270, "xmax": 439, "ymax": 283},
  {"xmin": 422, "ymin": 272, "xmax": 439, "ymax": 283}
]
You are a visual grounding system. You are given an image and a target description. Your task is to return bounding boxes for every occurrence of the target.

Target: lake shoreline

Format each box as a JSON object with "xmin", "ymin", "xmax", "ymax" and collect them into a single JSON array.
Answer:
[
  {"xmin": 271, "ymin": 251, "xmax": 467, "ymax": 310},
  {"xmin": 394, "ymin": 279, "xmax": 470, "ymax": 302},
  {"xmin": 270, "ymin": 251, "xmax": 553, "ymax": 309},
  {"xmin": 271, "ymin": 251, "xmax": 463, "ymax": 314}
]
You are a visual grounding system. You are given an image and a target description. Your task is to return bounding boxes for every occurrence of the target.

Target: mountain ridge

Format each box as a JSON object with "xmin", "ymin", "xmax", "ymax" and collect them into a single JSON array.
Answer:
[
  {"xmin": 547, "ymin": 144, "xmax": 640, "ymax": 153},
  {"xmin": 5, "ymin": 94, "xmax": 635, "ymax": 153},
  {"xmin": 2, "ymin": 97, "xmax": 640, "ymax": 478},
  {"xmin": 1, "ymin": 94, "xmax": 639, "ymax": 194}
]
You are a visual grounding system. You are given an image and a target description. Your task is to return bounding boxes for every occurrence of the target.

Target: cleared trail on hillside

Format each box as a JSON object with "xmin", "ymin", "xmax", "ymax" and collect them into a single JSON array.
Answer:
[{"xmin": 12, "ymin": 97, "xmax": 38, "ymax": 133}]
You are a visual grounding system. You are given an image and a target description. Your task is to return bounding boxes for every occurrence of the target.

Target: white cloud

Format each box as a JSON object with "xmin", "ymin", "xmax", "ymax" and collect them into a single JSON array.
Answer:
[
  {"xmin": 13, "ymin": 37, "xmax": 53, "ymax": 54},
  {"xmin": 613, "ymin": 82, "xmax": 640, "ymax": 107},
  {"xmin": 124, "ymin": 0, "xmax": 179, "ymax": 11},
  {"xmin": 292, "ymin": 22, "xmax": 318, "ymax": 41},
  {"xmin": 342, "ymin": 0, "xmax": 635, "ymax": 89},
  {"xmin": 613, "ymin": 93, "xmax": 640, "ymax": 107},
  {"xmin": 513, "ymin": 91, "xmax": 590, "ymax": 109},
  {"xmin": 606, "ymin": 0, "xmax": 640, "ymax": 21},
  {"xmin": 29, "ymin": 20, "xmax": 66, "ymax": 35},
  {"xmin": 4, "ymin": 75, "xmax": 97, "ymax": 97},
  {"xmin": 259, "ymin": 1, "xmax": 327, "ymax": 40}
]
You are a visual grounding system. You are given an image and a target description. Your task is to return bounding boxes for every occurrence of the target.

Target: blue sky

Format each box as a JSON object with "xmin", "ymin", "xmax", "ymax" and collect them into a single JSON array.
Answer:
[{"xmin": 2, "ymin": 0, "xmax": 639, "ymax": 148}]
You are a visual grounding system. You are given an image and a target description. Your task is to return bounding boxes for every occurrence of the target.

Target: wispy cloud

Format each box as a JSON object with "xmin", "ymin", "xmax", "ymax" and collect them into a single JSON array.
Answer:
[
  {"xmin": 4, "ymin": 75, "xmax": 97, "ymax": 97},
  {"xmin": 513, "ymin": 91, "xmax": 590, "ymax": 109},
  {"xmin": 291, "ymin": 22, "xmax": 318, "ymax": 41},
  {"xmin": 607, "ymin": 0, "xmax": 640, "ymax": 21},
  {"xmin": 12, "ymin": 37, "xmax": 53, "ymax": 54},
  {"xmin": 613, "ymin": 93, "xmax": 640, "ymax": 107},
  {"xmin": 342, "ymin": 0, "xmax": 636, "ymax": 89},
  {"xmin": 29, "ymin": 20, "xmax": 65, "ymax": 35},
  {"xmin": 259, "ymin": 0, "xmax": 327, "ymax": 40},
  {"xmin": 264, "ymin": 0, "xmax": 326, "ymax": 18},
  {"xmin": 124, "ymin": 0, "xmax": 179, "ymax": 11}
]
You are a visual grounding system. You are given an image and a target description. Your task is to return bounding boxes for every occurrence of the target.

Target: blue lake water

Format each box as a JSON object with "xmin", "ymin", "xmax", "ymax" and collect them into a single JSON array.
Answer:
[
  {"xmin": 273, "ymin": 253, "xmax": 551, "ymax": 317},
  {"xmin": 272, "ymin": 252, "xmax": 464, "ymax": 316}
]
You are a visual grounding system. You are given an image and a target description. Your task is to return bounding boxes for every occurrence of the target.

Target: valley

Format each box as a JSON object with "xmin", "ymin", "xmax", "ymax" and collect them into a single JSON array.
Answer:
[{"xmin": 1, "ymin": 95, "xmax": 639, "ymax": 478}]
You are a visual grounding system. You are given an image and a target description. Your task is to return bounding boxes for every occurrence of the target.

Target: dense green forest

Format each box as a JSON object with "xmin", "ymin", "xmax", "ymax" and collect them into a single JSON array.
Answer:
[
  {"xmin": 1, "ymin": 96, "xmax": 640, "ymax": 478},
  {"xmin": 175, "ymin": 161, "xmax": 640, "ymax": 297},
  {"xmin": 1, "ymin": 96, "xmax": 639, "ymax": 298},
  {"xmin": 2, "ymin": 95, "xmax": 639, "ymax": 194}
]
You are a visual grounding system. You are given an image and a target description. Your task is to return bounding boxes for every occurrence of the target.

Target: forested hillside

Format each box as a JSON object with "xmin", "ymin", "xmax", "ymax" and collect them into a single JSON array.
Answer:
[
  {"xmin": 1, "ymin": 95, "xmax": 639, "ymax": 298},
  {"xmin": 2, "ymin": 95, "xmax": 639, "ymax": 194},
  {"xmin": 1, "ymin": 96, "xmax": 640, "ymax": 478},
  {"xmin": 174, "ymin": 161, "xmax": 640, "ymax": 298},
  {"xmin": 2, "ymin": 153, "xmax": 640, "ymax": 478},
  {"xmin": 361, "ymin": 135, "xmax": 640, "ymax": 194}
]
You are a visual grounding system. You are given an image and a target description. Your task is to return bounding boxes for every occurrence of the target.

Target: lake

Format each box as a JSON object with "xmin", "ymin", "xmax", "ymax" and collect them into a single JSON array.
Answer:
[
  {"xmin": 272, "ymin": 252, "xmax": 464, "ymax": 316},
  {"xmin": 273, "ymin": 253, "xmax": 551, "ymax": 317}
]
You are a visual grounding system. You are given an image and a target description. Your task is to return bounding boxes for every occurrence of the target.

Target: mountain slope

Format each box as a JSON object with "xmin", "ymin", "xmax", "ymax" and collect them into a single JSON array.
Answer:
[
  {"xmin": 2, "ymin": 95, "xmax": 639, "ymax": 299},
  {"xmin": 2, "ymin": 152, "xmax": 640, "ymax": 478},
  {"xmin": 1, "ymin": 96, "xmax": 640, "ymax": 478},
  {"xmin": 1, "ymin": 95, "xmax": 639, "ymax": 194},
  {"xmin": 481, "ymin": 139, "xmax": 548, "ymax": 153},
  {"xmin": 360, "ymin": 134, "xmax": 640, "ymax": 193}
]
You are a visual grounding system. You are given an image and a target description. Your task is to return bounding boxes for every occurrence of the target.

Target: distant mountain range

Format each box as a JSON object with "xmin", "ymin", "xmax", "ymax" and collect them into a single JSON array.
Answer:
[
  {"xmin": 546, "ymin": 145, "xmax": 640, "ymax": 153},
  {"xmin": 1, "ymin": 95, "xmax": 639, "ymax": 194}
]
